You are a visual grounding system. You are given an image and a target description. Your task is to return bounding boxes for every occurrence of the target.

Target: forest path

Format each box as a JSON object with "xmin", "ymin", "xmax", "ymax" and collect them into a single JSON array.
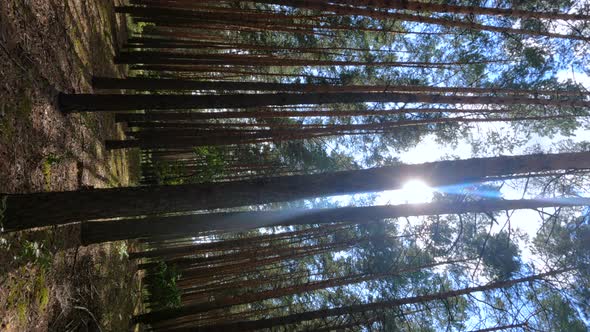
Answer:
[{"xmin": 0, "ymin": 0, "xmax": 141, "ymax": 330}]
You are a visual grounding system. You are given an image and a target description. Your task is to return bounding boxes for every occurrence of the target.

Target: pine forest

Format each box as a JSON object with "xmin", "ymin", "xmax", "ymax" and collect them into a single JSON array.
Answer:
[{"xmin": 1, "ymin": 0, "xmax": 590, "ymax": 331}]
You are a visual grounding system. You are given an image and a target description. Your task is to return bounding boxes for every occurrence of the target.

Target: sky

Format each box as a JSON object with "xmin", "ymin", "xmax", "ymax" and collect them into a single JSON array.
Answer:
[
  {"xmin": 377, "ymin": 70, "xmax": 590, "ymax": 199},
  {"xmin": 364, "ymin": 69, "xmax": 590, "ymax": 264},
  {"xmin": 321, "ymin": 67, "xmax": 590, "ymax": 263}
]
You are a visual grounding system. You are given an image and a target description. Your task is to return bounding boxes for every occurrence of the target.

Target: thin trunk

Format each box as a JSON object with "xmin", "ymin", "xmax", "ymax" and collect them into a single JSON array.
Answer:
[
  {"xmin": 80, "ymin": 197, "xmax": 590, "ymax": 244},
  {"xmin": 469, "ymin": 323, "xmax": 528, "ymax": 332},
  {"xmin": 130, "ymin": 65, "xmax": 340, "ymax": 80},
  {"xmin": 109, "ymin": 115, "xmax": 578, "ymax": 149},
  {"xmin": 92, "ymin": 77, "xmax": 588, "ymax": 97},
  {"xmin": 114, "ymin": 51, "xmax": 505, "ymax": 68},
  {"xmin": 114, "ymin": 108, "xmax": 493, "ymax": 122},
  {"xmin": 250, "ymin": 0, "xmax": 590, "ymax": 41},
  {"xmin": 331, "ymin": 0, "xmax": 590, "ymax": 21},
  {"xmin": 125, "ymin": 37, "xmax": 409, "ymax": 54},
  {"xmin": 188, "ymin": 269, "xmax": 569, "ymax": 332},
  {"xmin": 135, "ymin": 259, "xmax": 467, "ymax": 324}
]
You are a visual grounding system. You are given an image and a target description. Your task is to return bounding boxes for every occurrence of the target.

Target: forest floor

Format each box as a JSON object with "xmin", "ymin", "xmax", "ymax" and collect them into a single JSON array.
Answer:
[{"xmin": 0, "ymin": 0, "xmax": 142, "ymax": 330}]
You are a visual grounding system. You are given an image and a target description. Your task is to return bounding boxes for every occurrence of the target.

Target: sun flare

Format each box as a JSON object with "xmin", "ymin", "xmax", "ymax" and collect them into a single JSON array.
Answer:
[{"xmin": 401, "ymin": 179, "xmax": 434, "ymax": 203}]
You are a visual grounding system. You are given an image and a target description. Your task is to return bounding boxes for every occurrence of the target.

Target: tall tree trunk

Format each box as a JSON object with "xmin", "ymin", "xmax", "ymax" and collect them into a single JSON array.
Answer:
[
  {"xmin": 125, "ymin": 37, "xmax": 409, "ymax": 54},
  {"xmin": 469, "ymin": 323, "xmax": 529, "ymax": 332},
  {"xmin": 134, "ymin": 259, "xmax": 468, "ymax": 324},
  {"xmin": 129, "ymin": 224, "xmax": 347, "ymax": 259},
  {"xmin": 249, "ymin": 0, "xmax": 589, "ymax": 41},
  {"xmin": 59, "ymin": 92, "xmax": 590, "ymax": 112},
  {"xmin": 92, "ymin": 77, "xmax": 588, "ymax": 97},
  {"xmin": 81, "ymin": 197, "xmax": 590, "ymax": 244},
  {"xmin": 114, "ymin": 108, "xmax": 492, "ymax": 122},
  {"xmin": 114, "ymin": 51, "xmax": 503, "ymax": 67},
  {"xmin": 331, "ymin": 0, "xmax": 589, "ymax": 20},
  {"xmin": 188, "ymin": 269, "xmax": 569, "ymax": 332},
  {"xmin": 108, "ymin": 115, "xmax": 577, "ymax": 150},
  {"xmin": 5, "ymin": 152, "xmax": 590, "ymax": 232}
]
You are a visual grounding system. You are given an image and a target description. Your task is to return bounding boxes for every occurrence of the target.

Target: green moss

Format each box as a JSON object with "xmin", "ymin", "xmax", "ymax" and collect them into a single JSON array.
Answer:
[
  {"xmin": 17, "ymin": 301, "xmax": 27, "ymax": 322},
  {"xmin": 5, "ymin": 267, "xmax": 31, "ymax": 325},
  {"xmin": 6, "ymin": 269, "xmax": 49, "ymax": 323},
  {"xmin": 42, "ymin": 163, "xmax": 52, "ymax": 190},
  {"xmin": 114, "ymin": 242, "xmax": 129, "ymax": 260},
  {"xmin": 108, "ymin": 175, "xmax": 120, "ymax": 188},
  {"xmin": 35, "ymin": 272, "xmax": 50, "ymax": 311},
  {"xmin": 42, "ymin": 153, "xmax": 63, "ymax": 191}
]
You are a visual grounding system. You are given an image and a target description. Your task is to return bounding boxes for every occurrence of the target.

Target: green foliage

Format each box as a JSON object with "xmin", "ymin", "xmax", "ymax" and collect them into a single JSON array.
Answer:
[
  {"xmin": 193, "ymin": 146, "xmax": 226, "ymax": 181},
  {"xmin": 34, "ymin": 271, "xmax": 50, "ymax": 311},
  {"xmin": 523, "ymin": 46, "xmax": 548, "ymax": 69},
  {"xmin": 477, "ymin": 231, "xmax": 521, "ymax": 279},
  {"xmin": 151, "ymin": 160, "xmax": 188, "ymax": 185},
  {"xmin": 42, "ymin": 153, "xmax": 63, "ymax": 191},
  {"xmin": 4, "ymin": 260, "xmax": 51, "ymax": 326},
  {"xmin": 145, "ymin": 261, "xmax": 181, "ymax": 310},
  {"xmin": 14, "ymin": 239, "xmax": 53, "ymax": 270},
  {"xmin": 535, "ymin": 292, "xmax": 587, "ymax": 331}
]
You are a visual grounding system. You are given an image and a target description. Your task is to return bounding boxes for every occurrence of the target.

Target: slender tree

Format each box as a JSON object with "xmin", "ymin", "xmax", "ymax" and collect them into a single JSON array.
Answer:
[
  {"xmin": 188, "ymin": 269, "xmax": 570, "ymax": 332},
  {"xmin": 81, "ymin": 197, "xmax": 590, "ymax": 245},
  {"xmin": 59, "ymin": 91, "xmax": 590, "ymax": 112}
]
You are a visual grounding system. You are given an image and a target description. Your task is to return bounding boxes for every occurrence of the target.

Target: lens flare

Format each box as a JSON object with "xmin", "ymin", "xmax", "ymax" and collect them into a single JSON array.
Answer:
[{"xmin": 401, "ymin": 179, "xmax": 434, "ymax": 203}]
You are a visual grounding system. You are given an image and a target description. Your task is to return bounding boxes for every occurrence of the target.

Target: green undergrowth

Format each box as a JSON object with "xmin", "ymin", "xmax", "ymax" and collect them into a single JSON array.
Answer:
[
  {"xmin": 42, "ymin": 153, "xmax": 63, "ymax": 191},
  {"xmin": 92, "ymin": 241, "xmax": 139, "ymax": 330},
  {"xmin": 1, "ymin": 235, "xmax": 53, "ymax": 327},
  {"xmin": 145, "ymin": 261, "xmax": 181, "ymax": 310}
]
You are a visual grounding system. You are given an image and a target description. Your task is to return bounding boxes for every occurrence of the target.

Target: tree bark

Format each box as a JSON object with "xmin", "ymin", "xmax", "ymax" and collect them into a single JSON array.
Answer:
[
  {"xmin": 134, "ymin": 259, "xmax": 467, "ymax": 324},
  {"xmin": 5, "ymin": 152, "xmax": 590, "ymax": 232},
  {"xmin": 81, "ymin": 197, "xmax": 590, "ymax": 244},
  {"xmin": 331, "ymin": 0, "xmax": 590, "ymax": 20},
  {"xmin": 249, "ymin": 0, "xmax": 590, "ymax": 41},
  {"xmin": 92, "ymin": 77, "xmax": 588, "ymax": 97},
  {"xmin": 59, "ymin": 92, "xmax": 590, "ymax": 112},
  {"xmin": 113, "ymin": 51, "xmax": 503, "ymax": 67},
  {"xmin": 113, "ymin": 108, "xmax": 490, "ymax": 122},
  {"xmin": 188, "ymin": 269, "xmax": 569, "ymax": 332}
]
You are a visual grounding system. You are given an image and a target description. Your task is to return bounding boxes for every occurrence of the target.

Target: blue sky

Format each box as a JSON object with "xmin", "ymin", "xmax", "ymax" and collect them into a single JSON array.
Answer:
[{"xmin": 316, "ymin": 69, "xmax": 590, "ymax": 267}]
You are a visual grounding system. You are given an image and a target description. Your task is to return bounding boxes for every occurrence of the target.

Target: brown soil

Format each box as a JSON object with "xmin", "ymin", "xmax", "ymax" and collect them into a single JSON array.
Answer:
[
  {"xmin": 0, "ymin": 0, "xmax": 139, "ymax": 192},
  {"xmin": 0, "ymin": 0, "xmax": 142, "ymax": 330}
]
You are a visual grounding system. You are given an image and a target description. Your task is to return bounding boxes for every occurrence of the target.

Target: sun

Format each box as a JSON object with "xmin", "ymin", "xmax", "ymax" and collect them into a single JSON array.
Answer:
[{"xmin": 401, "ymin": 179, "xmax": 434, "ymax": 204}]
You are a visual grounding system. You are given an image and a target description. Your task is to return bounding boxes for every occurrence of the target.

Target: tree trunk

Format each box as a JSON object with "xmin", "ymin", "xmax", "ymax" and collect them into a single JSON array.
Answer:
[
  {"xmin": 250, "ymin": 0, "xmax": 589, "ymax": 41},
  {"xmin": 108, "ymin": 115, "xmax": 577, "ymax": 150},
  {"xmin": 114, "ymin": 108, "xmax": 490, "ymax": 122},
  {"xmin": 81, "ymin": 196, "xmax": 590, "ymax": 244},
  {"xmin": 92, "ymin": 77, "xmax": 588, "ymax": 97},
  {"xmin": 59, "ymin": 92, "xmax": 590, "ymax": 112},
  {"xmin": 5, "ymin": 152, "xmax": 590, "ymax": 232},
  {"xmin": 331, "ymin": 0, "xmax": 590, "ymax": 20},
  {"xmin": 134, "ymin": 259, "xmax": 468, "ymax": 324},
  {"xmin": 189, "ymin": 269, "xmax": 569, "ymax": 332},
  {"xmin": 114, "ymin": 51, "xmax": 503, "ymax": 68}
]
